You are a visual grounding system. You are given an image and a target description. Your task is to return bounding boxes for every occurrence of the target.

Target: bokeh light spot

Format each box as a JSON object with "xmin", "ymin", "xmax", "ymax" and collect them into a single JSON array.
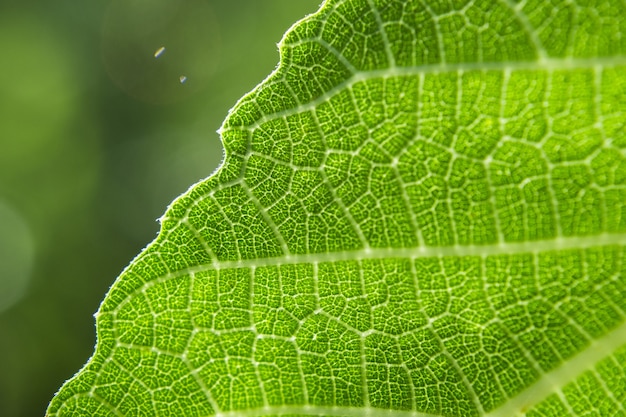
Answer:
[
  {"xmin": 101, "ymin": 0, "xmax": 220, "ymax": 104},
  {"xmin": 0, "ymin": 201, "xmax": 35, "ymax": 313}
]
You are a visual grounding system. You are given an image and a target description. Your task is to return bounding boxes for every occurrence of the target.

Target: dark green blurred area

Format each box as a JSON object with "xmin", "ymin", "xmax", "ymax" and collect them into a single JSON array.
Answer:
[{"xmin": 0, "ymin": 1, "xmax": 320, "ymax": 415}]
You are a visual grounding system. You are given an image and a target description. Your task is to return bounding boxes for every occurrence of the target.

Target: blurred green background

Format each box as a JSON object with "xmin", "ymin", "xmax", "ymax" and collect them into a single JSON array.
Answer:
[{"xmin": 0, "ymin": 0, "xmax": 320, "ymax": 415}]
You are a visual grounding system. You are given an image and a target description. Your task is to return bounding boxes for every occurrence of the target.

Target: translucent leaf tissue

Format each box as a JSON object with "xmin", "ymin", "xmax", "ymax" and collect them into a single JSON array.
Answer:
[{"xmin": 47, "ymin": 0, "xmax": 626, "ymax": 416}]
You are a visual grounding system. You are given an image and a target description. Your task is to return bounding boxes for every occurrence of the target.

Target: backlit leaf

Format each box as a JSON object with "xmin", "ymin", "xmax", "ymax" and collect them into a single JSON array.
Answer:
[{"xmin": 47, "ymin": 0, "xmax": 626, "ymax": 416}]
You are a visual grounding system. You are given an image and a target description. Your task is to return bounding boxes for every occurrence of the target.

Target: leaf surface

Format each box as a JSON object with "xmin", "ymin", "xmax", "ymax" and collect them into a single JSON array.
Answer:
[{"xmin": 47, "ymin": 0, "xmax": 626, "ymax": 416}]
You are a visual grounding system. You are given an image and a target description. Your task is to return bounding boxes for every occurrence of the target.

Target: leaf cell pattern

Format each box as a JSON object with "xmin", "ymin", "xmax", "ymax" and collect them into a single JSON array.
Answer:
[{"xmin": 48, "ymin": 0, "xmax": 626, "ymax": 416}]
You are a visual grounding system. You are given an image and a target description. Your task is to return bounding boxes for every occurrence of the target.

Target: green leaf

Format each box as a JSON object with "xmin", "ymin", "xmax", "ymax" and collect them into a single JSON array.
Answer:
[{"xmin": 47, "ymin": 0, "xmax": 626, "ymax": 416}]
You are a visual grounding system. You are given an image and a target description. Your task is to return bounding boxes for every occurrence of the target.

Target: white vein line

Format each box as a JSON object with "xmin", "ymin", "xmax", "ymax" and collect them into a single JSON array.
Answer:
[
  {"xmin": 554, "ymin": 386, "xmax": 578, "ymax": 416},
  {"xmin": 358, "ymin": 263, "xmax": 371, "ymax": 408},
  {"xmin": 391, "ymin": 142, "xmax": 422, "ymax": 247},
  {"xmin": 598, "ymin": 255, "xmax": 626, "ymax": 322},
  {"xmin": 593, "ymin": 65, "xmax": 609, "ymax": 230},
  {"xmin": 480, "ymin": 255, "xmax": 545, "ymax": 401},
  {"xmin": 55, "ymin": 391, "xmax": 124, "ymax": 417},
  {"xmin": 240, "ymin": 176, "xmax": 291, "ymax": 256},
  {"xmin": 188, "ymin": 365, "xmax": 222, "ymax": 416},
  {"xmin": 563, "ymin": 0, "xmax": 580, "ymax": 59},
  {"xmin": 313, "ymin": 37, "xmax": 359, "ymax": 74},
  {"xmin": 426, "ymin": 261, "xmax": 486, "ymax": 416},
  {"xmin": 250, "ymin": 267, "xmax": 270, "ymax": 409},
  {"xmin": 366, "ymin": 0, "xmax": 396, "ymax": 68},
  {"xmin": 164, "ymin": 187, "xmax": 244, "ymax": 265},
  {"xmin": 314, "ymin": 102, "xmax": 370, "ymax": 249},
  {"xmin": 213, "ymin": 404, "xmax": 438, "ymax": 417},
  {"xmin": 291, "ymin": 266, "xmax": 311, "ymax": 405},
  {"xmin": 105, "ymin": 234, "xmax": 626, "ymax": 319},
  {"xmin": 485, "ymin": 319, "xmax": 626, "ymax": 417},
  {"xmin": 192, "ymin": 233, "xmax": 626, "ymax": 273},
  {"xmin": 186, "ymin": 272, "xmax": 223, "ymax": 415},
  {"xmin": 602, "ymin": 356, "xmax": 626, "ymax": 413},
  {"xmin": 405, "ymin": 259, "xmax": 421, "ymax": 412},
  {"xmin": 540, "ymin": 70, "xmax": 564, "ymax": 238},
  {"xmin": 417, "ymin": 0, "xmax": 446, "ymax": 65},
  {"xmin": 490, "ymin": 67, "xmax": 510, "ymax": 244},
  {"xmin": 593, "ymin": 356, "xmax": 625, "ymax": 413},
  {"xmin": 223, "ymin": 56, "xmax": 626, "ymax": 135},
  {"xmin": 204, "ymin": 318, "xmax": 626, "ymax": 417},
  {"xmin": 110, "ymin": 356, "xmax": 157, "ymax": 411},
  {"xmin": 450, "ymin": 69, "xmax": 463, "ymax": 244},
  {"xmin": 181, "ymin": 218, "xmax": 219, "ymax": 264},
  {"xmin": 501, "ymin": 0, "xmax": 548, "ymax": 61},
  {"xmin": 411, "ymin": 72, "xmax": 426, "ymax": 246}
]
